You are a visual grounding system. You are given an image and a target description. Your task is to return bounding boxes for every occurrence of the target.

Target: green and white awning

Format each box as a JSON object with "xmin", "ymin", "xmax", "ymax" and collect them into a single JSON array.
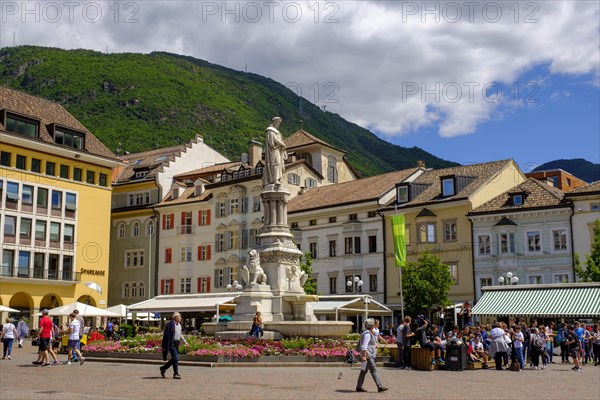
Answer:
[{"xmin": 472, "ymin": 283, "xmax": 600, "ymax": 317}]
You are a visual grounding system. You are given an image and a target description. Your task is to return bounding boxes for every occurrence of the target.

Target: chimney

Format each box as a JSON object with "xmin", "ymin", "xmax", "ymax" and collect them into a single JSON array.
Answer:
[
  {"xmin": 241, "ymin": 152, "xmax": 249, "ymax": 164},
  {"xmin": 248, "ymin": 140, "xmax": 263, "ymax": 166},
  {"xmin": 417, "ymin": 160, "xmax": 426, "ymax": 168}
]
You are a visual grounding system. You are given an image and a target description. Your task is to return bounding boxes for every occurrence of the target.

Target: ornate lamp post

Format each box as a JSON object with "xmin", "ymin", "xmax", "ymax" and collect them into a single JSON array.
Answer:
[
  {"xmin": 346, "ymin": 276, "xmax": 363, "ymax": 293},
  {"xmin": 227, "ymin": 280, "xmax": 243, "ymax": 292},
  {"xmin": 498, "ymin": 271, "xmax": 519, "ymax": 285}
]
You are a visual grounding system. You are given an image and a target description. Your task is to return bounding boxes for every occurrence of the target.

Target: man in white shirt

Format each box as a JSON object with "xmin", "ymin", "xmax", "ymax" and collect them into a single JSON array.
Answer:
[
  {"xmin": 66, "ymin": 313, "xmax": 85, "ymax": 365},
  {"xmin": 356, "ymin": 318, "xmax": 388, "ymax": 393}
]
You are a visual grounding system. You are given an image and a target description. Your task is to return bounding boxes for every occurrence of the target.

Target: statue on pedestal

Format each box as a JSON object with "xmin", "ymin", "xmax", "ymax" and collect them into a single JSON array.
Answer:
[
  {"xmin": 263, "ymin": 117, "xmax": 287, "ymax": 186},
  {"xmin": 240, "ymin": 249, "xmax": 268, "ymax": 286}
]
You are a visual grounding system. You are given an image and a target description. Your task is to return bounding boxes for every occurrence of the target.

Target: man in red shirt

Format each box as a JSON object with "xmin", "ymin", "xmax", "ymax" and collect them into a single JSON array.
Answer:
[{"xmin": 32, "ymin": 309, "xmax": 53, "ymax": 366}]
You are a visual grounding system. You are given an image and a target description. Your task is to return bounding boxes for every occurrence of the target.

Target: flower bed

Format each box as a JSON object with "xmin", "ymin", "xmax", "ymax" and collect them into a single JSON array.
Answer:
[{"xmin": 82, "ymin": 334, "xmax": 361, "ymax": 359}]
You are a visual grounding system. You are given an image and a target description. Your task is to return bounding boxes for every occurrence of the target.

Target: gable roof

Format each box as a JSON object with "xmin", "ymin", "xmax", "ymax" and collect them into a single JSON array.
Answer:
[
  {"xmin": 288, "ymin": 168, "xmax": 419, "ymax": 213},
  {"xmin": 387, "ymin": 159, "xmax": 516, "ymax": 208},
  {"xmin": 285, "ymin": 129, "xmax": 345, "ymax": 153},
  {"xmin": 469, "ymin": 178, "xmax": 569, "ymax": 215},
  {"xmin": 567, "ymin": 180, "xmax": 600, "ymax": 196},
  {"xmin": 0, "ymin": 86, "xmax": 117, "ymax": 160}
]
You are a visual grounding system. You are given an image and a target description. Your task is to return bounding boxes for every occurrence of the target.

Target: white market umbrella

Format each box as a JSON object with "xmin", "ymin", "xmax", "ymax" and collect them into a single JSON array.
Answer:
[
  {"xmin": 0, "ymin": 305, "xmax": 19, "ymax": 313},
  {"xmin": 105, "ymin": 304, "xmax": 128, "ymax": 318},
  {"xmin": 48, "ymin": 302, "xmax": 119, "ymax": 317}
]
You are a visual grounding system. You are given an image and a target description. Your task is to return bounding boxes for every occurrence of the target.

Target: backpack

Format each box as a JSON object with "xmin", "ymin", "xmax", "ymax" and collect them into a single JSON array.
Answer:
[
  {"xmin": 345, "ymin": 349, "xmax": 357, "ymax": 364},
  {"xmin": 555, "ymin": 329, "xmax": 565, "ymax": 344},
  {"xmin": 533, "ymin": 334, "xmax": 544, "ymax": 349}
]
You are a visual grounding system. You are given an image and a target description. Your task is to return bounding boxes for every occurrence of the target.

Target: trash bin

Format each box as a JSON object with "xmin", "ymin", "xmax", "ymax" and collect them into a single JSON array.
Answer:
[{"xmin": 445, "ymin": 344, "xmax": 467, "ymax": 371}]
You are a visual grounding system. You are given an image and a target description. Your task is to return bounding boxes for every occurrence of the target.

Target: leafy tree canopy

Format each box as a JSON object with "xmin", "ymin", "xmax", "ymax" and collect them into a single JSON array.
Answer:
[
  {"xmin": 574, "ymin": 219, "xmax": 600, "ymax": 282},
  {"xmin": 300, "ymin": 252, "xmax": 317, "ymax": 295}
]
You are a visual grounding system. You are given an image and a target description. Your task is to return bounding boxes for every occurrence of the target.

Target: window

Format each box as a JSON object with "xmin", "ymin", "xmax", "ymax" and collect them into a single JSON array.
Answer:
[
  {"xmin": 369, "ymin": 274, "xmax": 378, "ymax": 292},
  {"xmin": 329, "ymin": 217, "xmax": 337, "ymax": 223},
  {"xmin": 345, "ymin": 275, "xmax": 362, "ymax": 293},
  {"xmin": 229, "ymin": 198, "xmax": 239, "ymax": 214},
  {"xmin": 447, "ymin": 264, "xmax": 458, "ymax": 284},
  {"xmin": 16, "ymin": 155, "xmax": 26, "ymax": 170},
  {"xmin": 552, "ymin": 229, "xmax": 567, "ymax": 251},
  {"xmin": 214, "ymin": 269, "xmax": 224, "ymax": 288},
  {"xmin": 54, "ymin": 127, "xmax": 84, "ymax": 149},
  {"xmin": 128, "ymin": 191, "xmax": 151, "ymax": 206},
  {"xmin": 86, "ymin": 170, "xmax": 95, "ymax": 184},
  {"xmin": 305, "ymin": 177, "xmax": 317, "ymax": 188},
  {"xmin": 3, "ymin": 215, "xmax": 16, "ymax": 236},
  {"xmin": 591, "ymin": 204, "xmax": 600, "ymax": 212},
  {"xmin": 478, "ymin": 235, "xmax": 491, "ymax": 256},
  {"xmin": 554, "ymin": 274, "xmax": 569, "ymax": 283},
  {"xmin": 329, "ymin": 276, "xmax": 337, "ymax": 294},
  {"xmin": 31, "ymin": 158, "xmax": 41, "ymax": 173},
  {"xmin": 6, "ymin": 182, "xmax": 19, "ymax": 204},
  {"xmin": 164, "ymin": 248, "xmax": 172, "ymax": 263},
  {"xmin": 37, "ymin": 187, "xmax": 48, "ymax": 208},
  {"xmin": 566, "ymin": 178, "xmax": 571, "ymax": 186},
  {"xmin": 0, "ymin": 151, "xmax": 11, "ymax": 166},
  {"xmin": 290, "ymin": 222, "xmax": 298, "ymax": 229},
  {"xmin": 367, "ymin": 211, "xmax": 377, "ymax": 218},
  {"xmin": 309, "ymin": 219, "xmax": 317, "ymax": 226},
  {"xmin": 181, "ymin": 212, "xmax": 192, "ymax": 234},
  {"xmin": 442, "ymin": 177, "xmax": 455, "ymax": 197},
  {"xmin": 20, "ymin": 218, "xmax": 32, "ymax": 239},
  {"xmin": 99, "ymin": 173, "xmax": 107, "ymax": 187},
  {"xmin": 123, "ymin": 282, "xmax": 130, "ymax": 298},
  {"xmin": 60, "ymin": 165, "xmax": 69, "ymax": 179},
  {"xmin": 197, "ymin": 245, "xmax": 212, "ymax": 261},
  {"xmin": 131, "ymin": 221, "xmax": 140, "ymax": 237},
  {"xmin": 138, "ymin": 282, "xmax": 145, "ymax": 298},
  {"xmin": 252, "ymin": 196, "xmax": 261, "ymax": 212},
  {"xmin": 329, "ymin": 240, "xmax": 337, "ymax": 257},
  {"xmin": 63, "ymin": 224, "xmax": 74, "ymax": 243},
  {"xmin": 135, "ymin": 171, "xmax": 148, "ymax": 179},
  {"xmin": 443, "ymin": 221, "xmax": 457, "ymax": 242},
  {"xmin": 18, "ymin": 251, "xmax": 30, "ymax": 277},
  {"xmin": 117, "ymin": 223, "xmax": 125, "ymax": 239},
  {"xmin": 181, "ymin": 247, "xmax": 192, "ymax": 262},
  {"xmin": 163, "ymin": 214, "xmax": 174, "ymax": 230},
  {"xmin": 130, "ymin": 282, "xmax": 137, "ymax": 298},
  {"xmin": 528, "ymin": 275, "xmax": 542, "ymax": 284},
  {"xmin": 354, "ymin": 237, "xmax": 361, "ymax": 254},
  {"xmin": 46, "ymin": 161, "xmax": 55, "ymax": 176},
  {"xmin": 480, "ymin": 277, "xmax": 492, "ymax": 288},
  {"xmin": 344, "ymin": 237, "xmax": 353, "ymax": 254},
  {"xmin": 35, "ymin": 221, "xmax": 46, "ymax": 241},
  {"xmin": 163, "ymin": 279, "xmax": 172, "ymax": 295},
  {"xmin": 124, "ymin": 249, "xmax": 145, "ymax": 268},
  {"xmin": 499, "ymin": 233, "xmax": 514, "ymax": 254},
  {"xmin": 33, "ymin": 253, "xmax": 44, "ymax": 278},
  {"xmin": 349, "ymin": 214, "xmax": 357, "ymax": 221},
  {"xmin": 6, "ymin": 114, "xmax": 39, "ymax": 138},
  {"xmin": 198, "ymin": 210, "xmax": 211, "ymax": 226},
  {"xmin": 287, "ymin": 173, "xmax": 300, "ymax": 185},
  {"xmin": 65, "ymin": 193, "xmax": 76, "ymax": 211},
  {"xmin": 368, "ymin": 235, "xmax": 377, "ymax": 253},
  {"xmin": 309, "ymin": 242, "xmax": 317, "ymax": 259},
  {"xmin": 417, "ymin": 223, "xmax": 436, "ymax": 243},
  {"xmin": 327, "ymin": 155, "xmax": 338, "ymax": 183},
  {"xmin": 22, "ymin": 185, "xmax": 33, "ymax": 205},
  {"xmin": 512, "ymin": 194, "xmax": 523, "ymax": 206},
  {"xmin": 51, "ymin": 190, "xmax": 62, "ymax": 210},
  {"xmin": 198, "ymin": 277, "xmax": 210, "ymax": 293},
  {"xmin": 146, "ymin": 220, "xmax": 155, "ymax": 237},
  {"xmin": 49, "ymin": 222, "xmax": 60, "ymax": 242},
  {"xmin": 1, "ymin": 250, "xmax": 14, "ymax": 276},
  {"xmin": 73, "ymin": 168, "xmax": 82, "ymax": 182},
  {"xmin": 397, "ymin": 185, "xmax": 409, "ymax": 203},
  {"xmin": 527, "ymin": 231, "xmax": 541, "ymax": 252},
  {"xmin": 180, "ymin": 278, "xmax": 192, "ymax": 294}
]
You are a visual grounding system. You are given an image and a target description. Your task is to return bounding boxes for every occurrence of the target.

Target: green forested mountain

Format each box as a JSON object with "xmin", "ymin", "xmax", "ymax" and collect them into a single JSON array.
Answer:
[
  {"xmin": 533, "ymin": 159, "xmax": 600, "ymax": 183},
  {"xmin": 0, "ymin": 46, "xmax": 457, "ymax": 176}
]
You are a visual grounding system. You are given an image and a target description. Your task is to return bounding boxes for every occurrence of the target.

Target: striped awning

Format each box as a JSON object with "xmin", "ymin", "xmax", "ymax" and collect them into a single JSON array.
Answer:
[{"xmin": 472, "ymin": 284, "xmax": 600, "ymax": 317}]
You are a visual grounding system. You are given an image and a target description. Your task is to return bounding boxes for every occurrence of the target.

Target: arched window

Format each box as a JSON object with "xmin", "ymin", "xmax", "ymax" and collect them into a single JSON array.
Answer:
[
  {"xmin": 146, "ymin": 220, "xmax": 155, "ymax": 237},
  {"xmin": 123, "ymin": 282, "xmax": 130, "ymax": 298},
  {"xmin": 117, "ymin": 223, "xmax": 126, "ymax": 239},
  {"xmin": 132, "ymin": 221, "xmax": 140, "ymax": 238},
  {"xmin": 138, "ymin": 281, "xmax": 145, "ymax": 298},
  {"xmin": 131, "ymin": 282, "xmax": 137, "ymax": 297},
  {"xmin": 327, "ymin": 155, "xmax": 338, "ymax": 183}
]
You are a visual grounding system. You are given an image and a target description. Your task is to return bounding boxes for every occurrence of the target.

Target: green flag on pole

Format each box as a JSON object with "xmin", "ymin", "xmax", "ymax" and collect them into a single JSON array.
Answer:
[{"xmin": 391, "ymin": 214, "xmax": 406, "ymax": 267}]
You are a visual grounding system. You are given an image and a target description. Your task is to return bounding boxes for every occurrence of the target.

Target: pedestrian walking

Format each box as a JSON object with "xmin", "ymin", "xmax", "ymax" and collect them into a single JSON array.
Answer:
[
  {"xmin": 32, "ymin": 309, "xmax": 53, "ymax": 366},
  {"xmin": 355, "ymin": 318, "xmax": 388, "ymax": 393},
  {"xmin": 66, "ymin": 313, "xmax": 85, "ymax": 365},
  {"xmin": 16, "ymin": 317, "xmax": 28, "ymax": 348},
  {"xmin": 2, "ymin": 318, "xmax": 18, "ymax": 360},
  {"xmin": 159, "ymin": 312, "xmax": 187, "ymax": 379}
]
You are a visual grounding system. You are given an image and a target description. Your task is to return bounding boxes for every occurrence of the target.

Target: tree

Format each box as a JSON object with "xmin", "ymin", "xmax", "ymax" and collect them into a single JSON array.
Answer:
[
  {"xmin": 574, "ymin": 219, "xmax": 600, "ymax": 282},
  {"xmin": 398, "ymin": 251, "xmax": 453, "ymax": 318},
  {"xmin": 300, "ymin": 252, "xmax": 317, "ymax": 295}
]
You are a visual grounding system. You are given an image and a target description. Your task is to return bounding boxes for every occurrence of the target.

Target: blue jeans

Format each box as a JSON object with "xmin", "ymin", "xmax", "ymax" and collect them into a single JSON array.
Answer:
[
  {"xmin": 162, "ymin": 341, "xmax": 179, "ymax": 375},
  {"xmin": 2, "ymin": 338, "xmax": 14, "ymax": 357},
  {"xmin": 515, "ymin": 347, "xmax": 524, "ymax": 369}
]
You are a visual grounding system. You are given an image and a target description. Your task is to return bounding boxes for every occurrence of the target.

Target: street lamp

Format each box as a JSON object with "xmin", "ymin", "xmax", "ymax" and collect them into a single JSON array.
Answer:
[
  {"xmin": 498, "ymin": 271, "xmax": 519, "ymax": 285},
  {"xmin": 346, "ymin": 276, "xmax": 363, "ymax": 293},
  {"xmin": 227, "ymin": 280, "xmax": 243, "ymax": 292}
]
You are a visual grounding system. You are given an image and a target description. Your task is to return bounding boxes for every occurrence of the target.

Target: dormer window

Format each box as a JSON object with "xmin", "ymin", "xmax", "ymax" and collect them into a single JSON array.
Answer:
[
  {"xmin": 5, "ymin": 112, "xmax": 39, "ymax": 138},
  {"xmin": 512, "ymin": 194, "xmax": 523, "ymax": 206},
  {"xmin": 135, "ymin": 171, "xmax": 148, "ymax": 179},
  {"xmin": 441, "ymin": 176, "xmax": 456, "ymax": 197},
  {"xmin": 51, "ymin": 125, "xmax": 85, "ymax": 149},
  {"xmin": 172, "ymin": 188, "xmax": 179, "ymax": 199},
  {"xmin": 396, "ymin": 184, "xmax": 409, "ymax": 203}
]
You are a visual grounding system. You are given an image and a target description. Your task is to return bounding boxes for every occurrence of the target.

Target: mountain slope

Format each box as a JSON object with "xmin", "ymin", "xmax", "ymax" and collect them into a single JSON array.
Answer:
[
  {"xmin": 533, "ymin": 159, "xmax": 599, "ymax": 183},
  {"xmin": 0, "ymin": 46, "xmax": 457, "ymax": 176}
]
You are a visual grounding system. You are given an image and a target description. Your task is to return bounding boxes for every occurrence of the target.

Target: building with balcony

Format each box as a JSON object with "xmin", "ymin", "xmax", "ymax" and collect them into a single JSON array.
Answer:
[
  {"xmin": 525, "ymin": 169, "xmax": 588, "ymax": 192},
  {"xmin": 0, "ymin": 87, "xmax": 121, "ymax": 321}
]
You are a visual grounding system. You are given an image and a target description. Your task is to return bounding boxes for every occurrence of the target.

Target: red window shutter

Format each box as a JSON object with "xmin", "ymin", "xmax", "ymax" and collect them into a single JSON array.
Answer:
[
  {"xmin": 162, "ymin": 215, "xmax": 166, "ymax": 230},
  {"xmin": 197, "ymin": 245, "xmax": 202, "ymax": 261},
  {"xmin": 206, "ymin": 245, "xmax": 212, "ymax": 261},
  {"xmin": 206, "ymin": 277, "xmax": 211, "ymax": 293},
  {"xmin": 206, "ymin": 209, "xmax": 211, "ymax": 225},
  {"xmin": 197, "ymin": 277, "xmax": 202, "ymax": 293},
  {"xmin": 165, "ymin": 248, "xmax": 172, "ymax": 263},
  {"xmin": 198, "ymin": 210, "xmax": 202, "ymax": 225},
  {"xmin": 169, "ymin": 214, "xmax": 174, "ymax": 229},
  {"xmin": 169, "ymin": 279, "xmax": 174, "ymax": 294},
  {"xmin": 161, "ymin": 279, "xmax": 165, "ymax": 295},
  {"xmin": 181, "ymin": 212, "xmax": 186, "ymax": 225}
]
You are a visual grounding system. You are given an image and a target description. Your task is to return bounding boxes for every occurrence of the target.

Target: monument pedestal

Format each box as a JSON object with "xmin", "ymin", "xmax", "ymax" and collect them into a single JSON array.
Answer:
[{"xmin": 231, "ymin": 283, "xmax": 274, "ymax": 322}]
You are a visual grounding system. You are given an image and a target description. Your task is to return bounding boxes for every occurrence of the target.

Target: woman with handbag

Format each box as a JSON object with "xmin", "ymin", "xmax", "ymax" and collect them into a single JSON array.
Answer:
[{"xmin": 490, "ymin": 322, "xmax": 508, "ymax": 370}]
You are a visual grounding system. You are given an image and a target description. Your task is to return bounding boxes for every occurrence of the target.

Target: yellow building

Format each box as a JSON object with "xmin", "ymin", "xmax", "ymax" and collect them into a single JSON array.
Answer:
[
  {"xmin": 381, "ymin": 160, "xmax": 525, "ymax": 308},
  {"xmin": 0, "ymin": 87, "xmax": 121, "ymax": 325}
]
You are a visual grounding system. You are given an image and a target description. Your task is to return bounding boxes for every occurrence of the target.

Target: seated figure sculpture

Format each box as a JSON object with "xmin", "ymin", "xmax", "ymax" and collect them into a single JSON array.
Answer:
[{"xmin": 241, "ymin": 249, "xmax": 268, "ymax": 286}]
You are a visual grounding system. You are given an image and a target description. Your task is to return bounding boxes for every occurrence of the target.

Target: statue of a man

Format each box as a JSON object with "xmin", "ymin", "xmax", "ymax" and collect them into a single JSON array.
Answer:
[{"xmin": 263, "ymin": 117, "xmax": 287, "ymax": 186}]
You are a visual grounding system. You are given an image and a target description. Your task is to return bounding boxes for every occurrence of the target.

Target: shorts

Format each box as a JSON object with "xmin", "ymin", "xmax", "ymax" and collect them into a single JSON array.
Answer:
[
  {"xmin": 39, "ymin": 338, "xmax": 50, "ymax": 351},
  {"xmin": 68, "ymin": 339, "xmax": 80, "ymax": 350},
  {"xmin": 569, "ymin": 349, "xmax": 580, "ymax": 358},
  {"xmin": 422, "ymin": 342, "xmax": 436, "ymax": 351}
]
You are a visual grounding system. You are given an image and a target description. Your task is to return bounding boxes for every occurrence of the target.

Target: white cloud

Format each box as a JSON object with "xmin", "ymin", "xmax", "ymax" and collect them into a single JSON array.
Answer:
[{"xmin": 2, "ymin": 1, "xmax": 598, "ymax": 138}]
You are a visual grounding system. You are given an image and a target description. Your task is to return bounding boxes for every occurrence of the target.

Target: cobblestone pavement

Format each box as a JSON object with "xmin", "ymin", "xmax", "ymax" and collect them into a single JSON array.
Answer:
[{"xmin": 1, "ymin": 344, "xmax": 599, "ymax": 400}]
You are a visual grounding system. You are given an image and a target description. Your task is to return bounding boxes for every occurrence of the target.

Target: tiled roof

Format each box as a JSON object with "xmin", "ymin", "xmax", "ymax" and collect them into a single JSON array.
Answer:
[
  {"xmin": 0, "ymin": 87, "xmax": 117, "ymax": 159},
  {"xmin": 156, "ymin": 185, "xmax": 212, "ymax": 206},
  {"xmin": 567, "ymin": 180, "xmax": 600, "ymax": 195},
  {"xmin": 115, "ymin": 142, "xmax": 192, "ymax": 183},
  {"xmin": 174, "ymin": 161, "xmax": 244, "ymax": 179},
  {"xmin": 288, "ymin": 168, "xmax": 419, "ymax": 213},
  {"xmin": 390, "ymin": 159, "xmax": 516, "ymax": 208},
  {"xmin": 285, "ymin": 129, "xmax": 344, "ymax": 153},
  {"xmin": 470, "ymin": 178, "xmax": 568, "ymax": 214}
]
